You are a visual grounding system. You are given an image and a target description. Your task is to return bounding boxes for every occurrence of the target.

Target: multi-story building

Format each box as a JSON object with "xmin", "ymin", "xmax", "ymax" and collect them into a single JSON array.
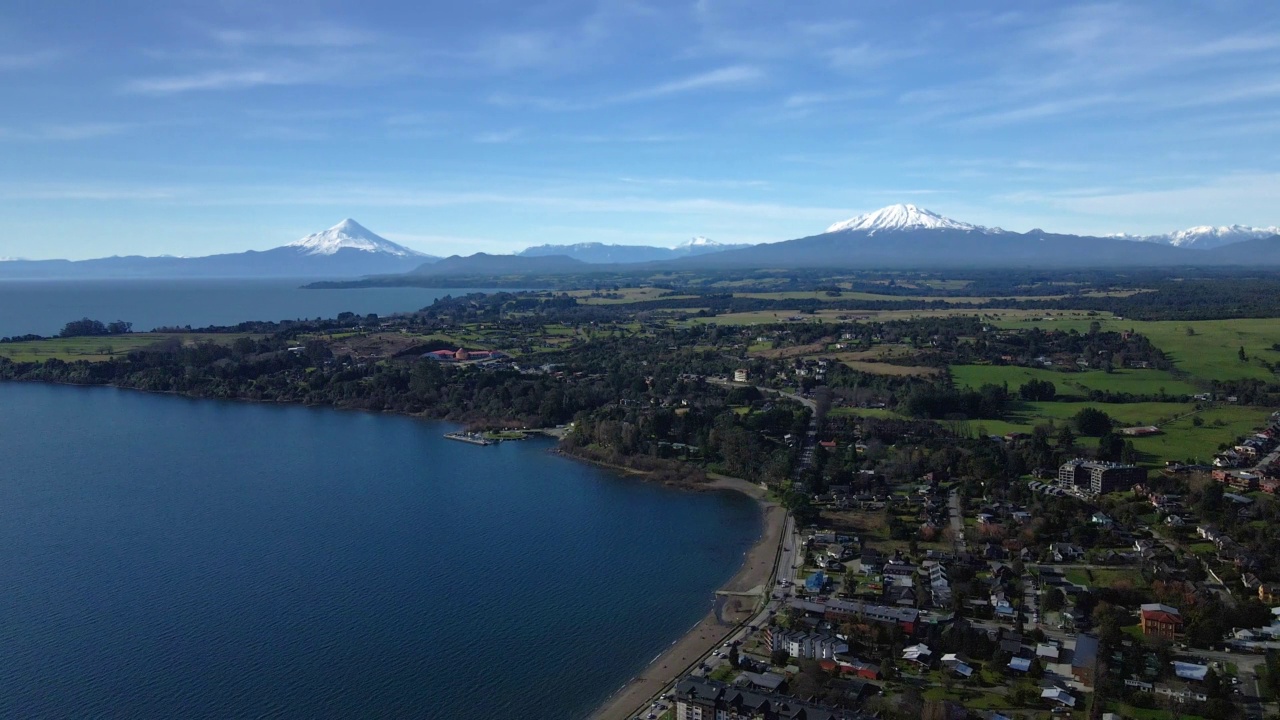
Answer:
[
  {"xmin": 673, "ymin": 677, "xmax": 856, "ymax": 720},
  {"xmin": 1058, "ymin": 460, "xmax": 1147, "ymax": 496},
  {"xmin": 768, "ymin": 630, "xmax": 848, "ymax": 660},
  {"xmin": 1140, "ymin": 603, "xmax": 1184, "ymax": 640}
]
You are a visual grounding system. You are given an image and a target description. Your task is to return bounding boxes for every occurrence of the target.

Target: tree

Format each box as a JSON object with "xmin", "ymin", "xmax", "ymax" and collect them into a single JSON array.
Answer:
[
  {"xmin": 728, "ymin": 645, "xmax": 740, "ymax": 668},
  {"xmin": 58, "ymin": 318, "xmax": 108, "ymax": 337},
  {"xmin": 770, "ymin": 648, "xmax": 790, "ymax": 667},
  {"xmin": 1073, "ymin": 407, "xmax": 1114, "ymax": 436},
  {"xmin": 1057, "ymin": 425, "xmax": 1076, "ymax": 450},
  {"xmin": 1240, "ymin": 345, "xmax": 1248, "ymax": 362}
]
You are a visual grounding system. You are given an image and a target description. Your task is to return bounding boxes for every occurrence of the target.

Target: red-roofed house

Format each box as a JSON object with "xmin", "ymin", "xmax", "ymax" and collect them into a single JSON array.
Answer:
[{"xmin": 1140, "ymin": 603, "xmax": 1183, "ymax": 640}]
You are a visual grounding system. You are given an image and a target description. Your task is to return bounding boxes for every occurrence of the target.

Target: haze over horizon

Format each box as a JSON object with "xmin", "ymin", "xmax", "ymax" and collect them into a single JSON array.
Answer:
[{"xmin": 4, "ymin": 1, "xmax": 1280, "ymax": 260}]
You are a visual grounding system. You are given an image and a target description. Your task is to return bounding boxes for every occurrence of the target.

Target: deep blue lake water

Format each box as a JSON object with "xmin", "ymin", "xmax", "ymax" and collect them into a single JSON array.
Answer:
[
  {"xmin": 0, "ymin": 383, "xmax": 761, "ymax": 719},
  {"xmin": 0, "ymin": 279, "xmax": 498, "ymax": 337}
]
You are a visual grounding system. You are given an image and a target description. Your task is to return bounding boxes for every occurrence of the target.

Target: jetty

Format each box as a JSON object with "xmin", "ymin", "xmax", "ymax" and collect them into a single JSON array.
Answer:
[{"xmin": 443, "ymin": 431, "xmax": 497, "ymax": 446}]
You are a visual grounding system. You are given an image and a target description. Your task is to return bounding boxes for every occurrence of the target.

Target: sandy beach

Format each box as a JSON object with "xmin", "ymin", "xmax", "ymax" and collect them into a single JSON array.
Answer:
[{"xmin": 589, "ymin": 475, "xmax": 787, "ymax": 720}]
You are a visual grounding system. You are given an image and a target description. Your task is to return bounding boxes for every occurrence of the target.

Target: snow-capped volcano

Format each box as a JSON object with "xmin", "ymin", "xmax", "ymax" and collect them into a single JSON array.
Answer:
[
  {"xmin": 825, "ymin": 204, "xmax": 999, "ymax": 234},
  {"xmin": 286, "ymin": 219, "xmax": 427, "ymax": 257},
  {"xmin": 1113, "ymin": 224, "xmax": 1280, "ymax": 250},
  {"xmin": 681, "ymin": 236, "xmax": 722, "ymax": 247}
]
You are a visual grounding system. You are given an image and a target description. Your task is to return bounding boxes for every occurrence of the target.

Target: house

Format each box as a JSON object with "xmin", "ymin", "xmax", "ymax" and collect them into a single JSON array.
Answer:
[
  {"xmin": 1051, "ymin": 543, "xmax": 1084, "ymax": 563},
  {"xmin": 1259, "ymin": 583, "xmax": 1280, "ymax": 604},
  {"xmin": 1072, "ymin": 634, "xmax": 1100, "ymax": 686},
  {"xmin": 1036, "ymin": 643, "xmax": 1060, "ymax": 661},
  {"xmin": 738, "ymin": 671, "xmax": 786, "ymax": 692},
  {"xmin": 1172, "ymin": 661, "xmax": 1210, "ymax": 682},
  {"xmin": 1008, "ymin": 657, "xmax": 1032, "ymax": 673},
  {"xmin": 940, "ymin": 653, "xmax": 974, "ymax": 678},
  {"xmin": 1091, "ymin": 512, "xmax": 1114, "ymax": 526},
  {"xmin": 1141, "ymin": 604, "xmax": 1184, "ymax": 640},
  {"xmin": 1041, "ymin": 688, "xmax": 1077, "ymax": 708},
  {"xmin": 903, "ymin": 643, "xmax": 932, "ymax": 665},
  {"xmin": 673, "ymin": 677, "xmax": 857, "ymax": 720}
]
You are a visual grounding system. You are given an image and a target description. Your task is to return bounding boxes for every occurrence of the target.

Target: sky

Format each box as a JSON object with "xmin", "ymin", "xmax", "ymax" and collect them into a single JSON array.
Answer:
[{"xmin": 3, "ymin": 0, "xmax": 1280, "ymax": 259}]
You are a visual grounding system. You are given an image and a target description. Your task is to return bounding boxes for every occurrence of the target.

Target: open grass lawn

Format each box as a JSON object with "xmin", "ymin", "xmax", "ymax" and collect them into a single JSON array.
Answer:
[
  {"xmin": 568, "ymin": 287, "xmax": 699, "ymax": 305},
  {"xmin": 841, "ymin": 360, "xmax": 941, "ymax": 377},
  {"xmin": 951, "ymin": 364, "xmax": 1201, "ymax": 397},
  {"xmin": 994, "ymin": 316, "xmax": 1280, "ymax": 382},
  {"xmin": 689, "ymin": 308, "xmax": 1106, "ymax": 327},
  {"xmin": 1003, "ymin": 400, "xmax": 1193, "ymax": 429},
  {"xmin": 1065, "ymin": 568, "xmax": 1149, "ymax": 590},
  {"xmin": 0, "ymin": 333, "xmax": 255, "ymax": 362},
  {"xmin": 1128, "ymin": 405, "xmax": 1273, "ymax": 465},
  {"xmin": 828, "ymin": 406, "xmax": 907, "ymax": 420},
  {"xmin": 1107, "ymin": 701, "xmax": 1209, "ymax": 720}
]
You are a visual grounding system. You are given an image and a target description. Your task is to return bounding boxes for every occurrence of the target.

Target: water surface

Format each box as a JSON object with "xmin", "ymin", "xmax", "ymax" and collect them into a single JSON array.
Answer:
[
  {"xmin": 0, "ymin": 279, "xmax": 498, "ymax": 337},
  {"xmin": 0, "ymin": 383, "xmax": 761, "ymax": 718}
]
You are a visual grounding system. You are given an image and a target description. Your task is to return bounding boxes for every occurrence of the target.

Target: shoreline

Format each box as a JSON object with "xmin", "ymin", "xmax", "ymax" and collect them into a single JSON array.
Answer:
[{"xmin": 588, "ymin": 475, "xmax": 786, "ymax": 720}]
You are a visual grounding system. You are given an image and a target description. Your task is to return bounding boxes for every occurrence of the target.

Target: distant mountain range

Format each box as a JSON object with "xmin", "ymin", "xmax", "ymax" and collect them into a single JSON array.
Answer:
[
  {"xmin": 517, "ymin": 237, "xmax": 750, "ymax": 264},
  {"xmin": 0, "ymin": 219, "xmax": 436, "ymax": 280},
  {"xmin": 6, "ymin": 206, "xmax": 1280, "ymax": 279}
]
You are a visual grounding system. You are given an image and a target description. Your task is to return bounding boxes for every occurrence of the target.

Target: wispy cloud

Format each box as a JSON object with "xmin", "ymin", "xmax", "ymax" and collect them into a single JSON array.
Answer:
[
  {"xmin": 124, "ymin": 67, "xmax": 323, "ymax": 94},
  {"xmin": 0, "ymin": 122, "xmax": 135, "ymax": 141},
  {"xmin": 473, "ymin": 128, "xmax": 523, "ymax": 144},
  {"xmin": 613, "ymin": 65, "xmax": 764, "ymax": 102},
  {"xmin": 0, "ymin": 49, "xmax": 61, "ymax": 71},
  {"xmin": 210, "ymin": 24, "xmax": 379, "ymax": 49}
]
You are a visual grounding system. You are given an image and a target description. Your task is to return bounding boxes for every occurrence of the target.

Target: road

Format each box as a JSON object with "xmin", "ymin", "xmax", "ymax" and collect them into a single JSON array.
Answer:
[{"xmin": 948, "ymin": 488, "xmax": 966, "ymax": 553}]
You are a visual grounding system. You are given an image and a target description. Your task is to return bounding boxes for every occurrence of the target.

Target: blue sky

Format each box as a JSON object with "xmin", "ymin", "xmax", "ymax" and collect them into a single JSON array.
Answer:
[{"xmin": 3, "ymin": 0, "xmax": 1280, "ymax": 259}]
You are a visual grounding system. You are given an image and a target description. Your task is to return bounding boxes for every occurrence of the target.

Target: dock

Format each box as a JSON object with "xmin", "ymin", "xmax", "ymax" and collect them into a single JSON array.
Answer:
[{"xmin": 443, "ymin": 431, "xmax": 497, "ymax": 446}]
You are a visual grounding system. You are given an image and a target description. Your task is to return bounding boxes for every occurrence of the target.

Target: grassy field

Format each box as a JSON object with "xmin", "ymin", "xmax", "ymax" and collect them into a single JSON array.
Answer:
[
  {"xmin": 567, "ymin": 287, "xmax": 699, "ymax": 305},
  {"xmin": 951, "ymin": 364, "xmax": 1201, "ymax": 396},
  {"xmin": 963, "ymin": 400, "xmax": 1266, "ymax": 466},
  {"xmin": 1065, "ymin": 567, "xmax": 1149, "ymax": 589},
  {"xmin": 995, "ymin": 317, "xmax": 1280, "ymax": 382},
  {"xmin": 689, "ymin": 308, "xmax": 1109, "ymax": 326},
  {"xmin": 0, "ymin": 333, "xmax": 254, "ymax": 362},
  {"xmin": 1128, "ymin": 405, "xmax": 1273, "ymax": 464},
  {"xmin": 829, "ymin": 407, "xmax": 908, "ymax": 419},
  {"xmin": 841, "ymin": 360, "xmax": 941, "ymax": 377}
]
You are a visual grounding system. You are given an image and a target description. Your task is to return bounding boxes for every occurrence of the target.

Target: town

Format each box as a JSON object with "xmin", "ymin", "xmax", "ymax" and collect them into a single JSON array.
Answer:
[{"xmin": 6, "ymin": 273, "xmax": 1280, "ymax": 720}]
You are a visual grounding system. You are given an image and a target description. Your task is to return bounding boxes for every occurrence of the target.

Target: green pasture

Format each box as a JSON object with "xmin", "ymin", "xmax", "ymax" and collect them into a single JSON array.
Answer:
[
  {"xmin": 0, "ymin": 333, "xmax": 253, "ymax": 363},
  {"xmin": 994, "ymin": 317, "xmax": 1280, "ymax": 382},
  {"xmin": 1128, "ymin": 405, "xmax": 1273, "ymax": 464},
  {"xmin": 951, "ymin": 364, "xmax": 1201, "ymax": 397}
]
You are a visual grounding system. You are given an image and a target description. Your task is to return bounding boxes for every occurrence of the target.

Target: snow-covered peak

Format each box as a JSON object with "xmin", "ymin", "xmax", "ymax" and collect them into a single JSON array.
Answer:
[
  {"xmin": 1168, "ymin": 224, "xmax": 1280, "ymax": 248},
  {"xmin": 680, "ymin": 236, "xmax": 721, "ymax": 248},
  {"xmin": 825, "ymin": 204, "xmax": 993, "ymax": 234},
  {"xmin": 285, "ymin": 219, "xmax": 427, "ymax": 257},
  {"xmin": 1112, "ymin": 223, "xmax": 1280, "ymax": 250}
]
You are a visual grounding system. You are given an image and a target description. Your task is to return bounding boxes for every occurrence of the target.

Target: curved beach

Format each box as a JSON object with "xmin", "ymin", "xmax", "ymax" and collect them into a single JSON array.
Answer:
[{"xmin": 590, "ymin": 475, "xmax": 787, "ymax": 720}]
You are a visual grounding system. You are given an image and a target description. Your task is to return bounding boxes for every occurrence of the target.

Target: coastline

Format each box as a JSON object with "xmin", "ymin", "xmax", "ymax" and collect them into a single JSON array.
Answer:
[{"xmin": 588, "ymin": 474, "xmax": 786, "ymax": 720}]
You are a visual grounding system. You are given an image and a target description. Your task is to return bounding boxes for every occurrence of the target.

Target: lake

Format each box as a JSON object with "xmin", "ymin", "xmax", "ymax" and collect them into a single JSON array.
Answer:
[
  {"xmin": 0, "ymin": 279, "xmax": 500, "ymax": 337},
  {"xmin": 0, "ymin": 383, "xmax": 761, "ymax": 718}
]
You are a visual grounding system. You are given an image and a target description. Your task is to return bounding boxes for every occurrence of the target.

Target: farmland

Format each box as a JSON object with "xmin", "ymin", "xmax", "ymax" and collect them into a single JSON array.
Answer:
[
  {"xmin": 951, "ymin": 364, "xmax": 1201, "ymax": 397},
  {"xmin": 0, "ymin": 333, "xmax": 256, "ymax": 362}
]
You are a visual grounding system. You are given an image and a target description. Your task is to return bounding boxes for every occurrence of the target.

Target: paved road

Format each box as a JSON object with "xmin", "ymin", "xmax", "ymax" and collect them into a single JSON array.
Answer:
[{"xmin": 948, "ymin": 488, "xmax": 966, "ymax": 553}]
